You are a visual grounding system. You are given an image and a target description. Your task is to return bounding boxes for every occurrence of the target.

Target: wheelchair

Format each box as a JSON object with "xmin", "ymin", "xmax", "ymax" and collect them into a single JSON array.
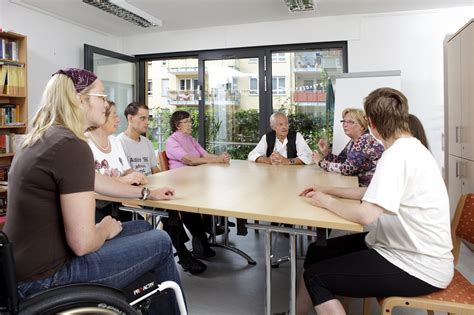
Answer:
[{"xmin": 0, "ymin": 231, "xmax": 187, "ymax": 315}]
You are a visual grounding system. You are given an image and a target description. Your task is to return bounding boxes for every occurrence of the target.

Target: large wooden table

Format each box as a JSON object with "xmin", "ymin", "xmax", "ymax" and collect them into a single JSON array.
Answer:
[{"xmin": 97, "ymin": 160, "xmax": 362, "ymax": 314}]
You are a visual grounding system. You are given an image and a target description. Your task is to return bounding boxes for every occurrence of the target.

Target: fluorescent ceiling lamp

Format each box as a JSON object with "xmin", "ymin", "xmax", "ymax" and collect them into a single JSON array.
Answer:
[
  {"xmin": 83, "ymin": 0, "xmax": 162, "ymax": 28},
  {"xmin": 284, "ymin": 0, "xmax": 315, "ymax": 12}
]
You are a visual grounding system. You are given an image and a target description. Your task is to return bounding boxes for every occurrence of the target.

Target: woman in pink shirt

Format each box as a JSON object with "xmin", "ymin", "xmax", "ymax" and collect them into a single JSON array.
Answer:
[
  {"xmin": 163, "ymin": 111, "xmax": 230, "ymax": 276},
  {"xmin": 166, "ymin": 111, "xmax": 230, "ymax": 169}
]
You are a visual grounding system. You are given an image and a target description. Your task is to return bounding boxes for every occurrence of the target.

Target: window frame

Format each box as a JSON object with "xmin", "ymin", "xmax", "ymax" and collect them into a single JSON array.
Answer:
[{"xmin": 136, "ymin": 41, "xmax": 348, "ymax": 146}]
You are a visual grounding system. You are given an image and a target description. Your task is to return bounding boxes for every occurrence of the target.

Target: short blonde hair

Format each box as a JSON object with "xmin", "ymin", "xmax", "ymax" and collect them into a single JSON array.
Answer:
[
  {"xmin": 23, "ymin": 74, "xmax": 90, "ymax": 147},
  {"xmin": 342, "ymin": 108, "xmax": 368, "ymax": 130}
]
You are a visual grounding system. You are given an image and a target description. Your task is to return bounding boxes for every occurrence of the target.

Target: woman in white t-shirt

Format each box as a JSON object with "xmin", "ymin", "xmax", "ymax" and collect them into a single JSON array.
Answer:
[
  {"xmin": 86, "ymin": 101, "xmax": 146, "ymax": 184},
  {"xmin": 296, "ymin": 88, "xmax": 454, "ymax": 315},
  {"xmin": 86, "ymin": 101, "xmax": 147, "ymax": 221}
]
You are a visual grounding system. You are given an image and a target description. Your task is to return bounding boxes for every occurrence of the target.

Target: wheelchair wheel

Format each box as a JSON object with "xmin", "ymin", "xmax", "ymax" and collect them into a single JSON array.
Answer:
[{"xmin": 19, "ymin": 283, "xmax": 138, "ymax": 315}]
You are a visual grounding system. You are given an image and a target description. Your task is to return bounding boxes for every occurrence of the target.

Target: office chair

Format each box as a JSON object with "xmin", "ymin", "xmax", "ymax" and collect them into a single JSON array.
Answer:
[
  {"xmin": 0, "ymin": 231, "xmax": 187, "ymax": 315},
  {"xmin": 363, "ymin": 194, "xmax": 474, "ymax": 315}
]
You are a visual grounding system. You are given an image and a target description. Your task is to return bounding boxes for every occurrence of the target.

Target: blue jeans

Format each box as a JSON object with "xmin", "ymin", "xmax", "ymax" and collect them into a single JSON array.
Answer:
[{"xmin": 18, "ymin": 220, "xmax": 184, "ymax": 315}]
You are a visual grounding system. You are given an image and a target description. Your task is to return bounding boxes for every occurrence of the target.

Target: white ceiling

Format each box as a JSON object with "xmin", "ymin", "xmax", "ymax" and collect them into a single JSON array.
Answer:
[{"xmin": 10, "ymin": 0, "xmax": 474, "ymax": 36}]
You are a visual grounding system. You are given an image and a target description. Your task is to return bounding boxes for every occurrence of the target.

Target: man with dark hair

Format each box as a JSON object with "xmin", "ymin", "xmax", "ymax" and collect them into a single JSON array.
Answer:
[
  {"xmin": 248, "ymin": 112, "xmax": 313, "ymax": 165},
  {"xmin": 117, "ymin": 102, "xmax": 160, "ymax": 175}
]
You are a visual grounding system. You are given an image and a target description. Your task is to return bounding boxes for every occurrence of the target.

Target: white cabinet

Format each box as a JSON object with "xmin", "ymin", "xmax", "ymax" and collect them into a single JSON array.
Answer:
[
  {"xmin": 448, "ymin": 156, "xmax": 474, "ymax": 218},
  {"xmin": 447, "ymin": 32, "xmax": 462, "ymax": 157},
  {"xmin": 446, "ymin": 20, "xmax": 474, "ymax": 216}
]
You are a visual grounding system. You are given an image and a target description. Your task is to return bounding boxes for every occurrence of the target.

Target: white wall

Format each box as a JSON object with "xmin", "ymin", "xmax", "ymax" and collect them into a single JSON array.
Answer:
[
  {"xmin": 0, "ymin": 1, "xmax": 122, "ymax": 122},
  {"xmin": 1, "ymin": 2, "xmax": 473, "ymax": 169},
  {"xmin": 122, "ymin": 6, "xmax": 473, "ymax": 170}
]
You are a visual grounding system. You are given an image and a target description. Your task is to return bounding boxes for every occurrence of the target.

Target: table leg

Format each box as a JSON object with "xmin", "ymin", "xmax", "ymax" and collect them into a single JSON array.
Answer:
[
  {"xmin": 265, "ymin": 229, "xmax": 272, "ymax": 315},
  {"xmin": 209, "ymin": 216, "xmax": 256, "ymax": 265},
  {"xmin": 289, "ymin": 233, "xmax": 297, "ymax": 315}
]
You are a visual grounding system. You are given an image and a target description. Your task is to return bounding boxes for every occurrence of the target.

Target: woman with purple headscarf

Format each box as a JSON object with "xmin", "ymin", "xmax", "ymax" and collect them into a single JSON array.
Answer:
[{"xmin": 4, "ymin": 68, "xmax": 184, "ymax": 314}]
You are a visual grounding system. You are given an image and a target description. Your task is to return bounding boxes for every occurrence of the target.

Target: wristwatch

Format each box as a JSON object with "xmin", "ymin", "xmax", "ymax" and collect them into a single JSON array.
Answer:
[
  {"xmin": 289, "ymin": 158, "xmax": 295, "ymax": 165},
  {"xmin": 141, "ymin": 187, "xmax": 150, "ymax": 200}
]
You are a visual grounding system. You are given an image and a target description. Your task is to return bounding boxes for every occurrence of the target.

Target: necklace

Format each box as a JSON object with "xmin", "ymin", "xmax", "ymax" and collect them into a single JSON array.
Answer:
[{"xmin": 89, "ymin": 132, "xmax": 110, "ymax": 152}]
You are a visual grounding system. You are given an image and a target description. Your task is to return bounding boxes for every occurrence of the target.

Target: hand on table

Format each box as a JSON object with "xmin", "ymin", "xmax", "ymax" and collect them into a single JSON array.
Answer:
[
  {"xmin": 150, "ymin": 187, "xmax": 176, "ymax": 200},
  {"xmin": 270, "ymin": 152, "xmax": 285, "ymax": 165},
  {"xmin": 120, "ymin": 171, "xmax": 148, "ymax": 185},
  {"xmin": 312, "ymin": 151, "xmax": 322, "ymax": 165},
  {"xmin": 299, "ymin": 185, "xmax": 331, "ymax": 209},
  {"xmin": 221, "ymin": 152, "xmax": 231, "ymax": 163}
]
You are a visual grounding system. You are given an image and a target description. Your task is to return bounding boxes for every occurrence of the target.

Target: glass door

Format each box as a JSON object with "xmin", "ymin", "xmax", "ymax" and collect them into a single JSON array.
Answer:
[
  {"xmin": 200, "ymin": 51, "xmax": 265, "ymax": 159},
  {"xmin": 269, "ymin": 48, "xmax": 345, "ymax": 150},
  {"xmin": 84, "ymin": 44, "xmax": 139, "ymax": 134}
]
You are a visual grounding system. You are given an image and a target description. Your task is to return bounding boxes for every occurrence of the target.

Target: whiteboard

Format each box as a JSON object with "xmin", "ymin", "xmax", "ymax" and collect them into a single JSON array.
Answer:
[{"xmin": 332, "ymin": 71, "xmax": 401, "ymax": 153}]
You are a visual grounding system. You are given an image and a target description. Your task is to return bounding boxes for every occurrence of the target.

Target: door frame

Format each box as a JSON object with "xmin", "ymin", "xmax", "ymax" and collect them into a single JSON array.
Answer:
[{"xmin": 84, "ymin": 44, "xmax": 144, "ymax": 103}]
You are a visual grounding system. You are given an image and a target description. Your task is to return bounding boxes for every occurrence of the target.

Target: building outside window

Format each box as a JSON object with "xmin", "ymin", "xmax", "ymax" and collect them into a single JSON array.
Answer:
[
  {"xmin": 145, "ymin": 44, "xmax": 346, "ymax": 156},
  {"xmin": 147, "ymin": 79, "xmax": 153, "ymax": 96},
  {"xmin": 249, "ymin": 77, "xmax": 258, "ymax": 95},
  {"xmin": 272, "ymin": 76, "xmax": 286, "ymax": 95},
  {"xmin": 161, "ymin": 78, "xmax": 169, "ymax": 97}
]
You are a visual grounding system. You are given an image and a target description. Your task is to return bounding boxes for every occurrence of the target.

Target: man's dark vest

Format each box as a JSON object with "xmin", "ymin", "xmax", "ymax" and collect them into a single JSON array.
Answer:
[{"xmin": 265, "ymin": 130, "xmax": 297, "ymax": 158}]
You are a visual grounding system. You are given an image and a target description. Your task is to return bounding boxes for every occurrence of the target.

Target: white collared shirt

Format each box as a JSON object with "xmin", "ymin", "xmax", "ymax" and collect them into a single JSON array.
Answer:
[{"xmin": 247, "ymin": 132, "xmax": 313, "ymax": 164}]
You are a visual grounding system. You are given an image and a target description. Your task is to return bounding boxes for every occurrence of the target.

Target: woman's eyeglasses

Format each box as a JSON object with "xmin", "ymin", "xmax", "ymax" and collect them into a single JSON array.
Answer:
[
  {"xmin": 340, "ymin": 120, "xmax": 358, "ymax": 125},
  {"xmin": 180, "ymin": 118, "xmax": 193, "ymax": 124},
  {"xmin": 86, "ymin": 93, "xmax": 108, "ymax": 102}
]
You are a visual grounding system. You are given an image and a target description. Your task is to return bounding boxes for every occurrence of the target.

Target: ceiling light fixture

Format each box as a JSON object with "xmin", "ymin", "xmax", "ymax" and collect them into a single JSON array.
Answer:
[
  {"xmin": 82, "ymin": 0, "xmax": 162, "ymax": 28},
  {"xmin": 284, "ymin": 0, "xmax": 315, "ymax": 12}
]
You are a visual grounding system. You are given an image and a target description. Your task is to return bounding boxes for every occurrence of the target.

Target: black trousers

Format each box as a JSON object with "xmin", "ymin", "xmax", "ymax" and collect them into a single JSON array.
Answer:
[
  {"xmin": 161, "ymin": 210, "xmax": 208, "ymax": 250},
  {"xmin": 303, "ymin": 232, "xmax": 440, "ymax": 306},
  {"xmin": 96, "ymin": 202, "xmax": 135, "ymax": 222}
]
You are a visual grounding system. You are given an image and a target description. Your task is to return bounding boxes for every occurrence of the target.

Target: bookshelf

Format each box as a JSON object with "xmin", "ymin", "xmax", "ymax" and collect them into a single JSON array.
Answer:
[
  {"xmin": 0, "ymin": 31, "xmax": 27, "ymax": 221},
  {"xmin": 0, "ymin": 31, "xmax": 27, "ymax": 166}
]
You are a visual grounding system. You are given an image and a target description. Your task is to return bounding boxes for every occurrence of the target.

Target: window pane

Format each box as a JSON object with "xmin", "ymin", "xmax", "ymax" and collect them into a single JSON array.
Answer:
[
  {"xmin": 146, "ymin": 58, "xmax": 199, "ymax": 152},
  {"xmin": 204, "ymin": 58, "xmax": 260, "ymax": 159},
  {"xmin": 93, "ymin": 53, "xmax": 135, "ymax": 135},
  {"xmin": 271, "ymin": 49, "xmax": 344, "ymax": 150},
  {"xmin": 161, "ymin": 79, "xmax": 169, "ymax": 97},
  {"xmin": 249, "ymin": 77, "xmax": 258, "ymax": 95},
  {"xmin": 147, "ymin": 79, "xmax": 153, "ymax": 96}
]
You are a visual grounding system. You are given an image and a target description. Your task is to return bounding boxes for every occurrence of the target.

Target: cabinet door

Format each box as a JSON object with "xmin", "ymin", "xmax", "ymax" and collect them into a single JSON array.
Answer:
[
  {"xmin": 460, "ymin": 158, "xmax": 474, "ymax": 194},
  {"xmin": 447, "ymin": 35, "xmax": 462, "ymax": 157},
  {"xmin": 448, "ymin": 155, "xmax": 462, "ymax": 219},
  {"xmin": 461, "ymin": 23, "xmax": 474, "ymax": 160}
]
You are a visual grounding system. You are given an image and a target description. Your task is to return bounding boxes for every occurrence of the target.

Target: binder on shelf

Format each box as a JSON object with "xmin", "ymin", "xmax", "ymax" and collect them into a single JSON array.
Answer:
[
  {"xmin": 0, "ymin": 39, "xmax": 4, "ymax": 59},
  {"xmin": 12, "ymin": 134, "xmax": 25, "ymax": 152},
  {"xmin": 18, "ymin": 66, "xmax": 25, "ymax": 95},
  {"xmin": 0, "ymin": 66, "xmax": 6, "ymax": 94},
  {"xmin": 0, "ymin": 164, "xmax": 9, "ymax": 181}
]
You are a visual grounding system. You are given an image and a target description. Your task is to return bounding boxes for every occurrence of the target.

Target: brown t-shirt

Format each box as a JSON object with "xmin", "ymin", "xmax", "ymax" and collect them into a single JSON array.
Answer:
[{"xmin": 4, "ymin": 126, "xmax": 94, "ymax": 282}]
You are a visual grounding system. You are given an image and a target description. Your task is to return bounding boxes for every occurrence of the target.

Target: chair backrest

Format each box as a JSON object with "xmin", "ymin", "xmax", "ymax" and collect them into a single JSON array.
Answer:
[
  {"xmin": 0, "ymin": 231, "xmax": 19, "ymax": 313},
  {"xmin": 158, "ymin": 151, "xmax": 169, "ymax": 172},
  {"xmin": 451, "ymin": 193, "xmax": 474, "ymax": 265}
]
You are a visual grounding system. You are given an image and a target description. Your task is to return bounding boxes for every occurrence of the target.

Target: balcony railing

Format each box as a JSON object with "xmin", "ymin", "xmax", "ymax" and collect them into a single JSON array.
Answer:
[
  {"xmin": 293, "ymin": 91, "xmax": 327, "ymax": 102},
  {"xmin": 167, "ymin": 90, "xmax": 198, "ymax": 105},
  {"xmin": 167, "ymin": 67, "xmax": 198, "ymax": 74}
]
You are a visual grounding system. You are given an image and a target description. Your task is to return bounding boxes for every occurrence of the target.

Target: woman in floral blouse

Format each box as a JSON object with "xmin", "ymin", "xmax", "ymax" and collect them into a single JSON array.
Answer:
[{"xmin": 312, "ymin": 108, "xmax": 384, "ymax": 187}]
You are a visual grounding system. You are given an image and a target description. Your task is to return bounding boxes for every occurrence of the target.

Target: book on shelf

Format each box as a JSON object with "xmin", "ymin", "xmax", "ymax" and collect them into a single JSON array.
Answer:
[
  {"xmin": 12, "ymin": 133, "xmax": 25, "ymax": 152},
  {"xmin": 1, "ymin": 39, "xmax": 19, "ymax": 61},
  {"xmin": 0, "ymin": 132, "xmax": 24, "ymax": 154},
  {"xmin": 0, "ymin": 65, "xmax": 6, "ymax": 94},
  {"xmin": 0, "ymin": 196, "xmax": 6, "ymax": 216},
  {"xmin": 0, "ymin": 164, "xmax": 9, "ymax": 181},
  {"xmin": 0, "ymin": 62, "xmax": 25, "ymax": 96},
  {"xmin": 0, "ymin": 103, "xmax": 23, "ymax": 126},
  {"xmin": 0, "ymin": 39, "xmax": 4, "ymax": 60}
]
